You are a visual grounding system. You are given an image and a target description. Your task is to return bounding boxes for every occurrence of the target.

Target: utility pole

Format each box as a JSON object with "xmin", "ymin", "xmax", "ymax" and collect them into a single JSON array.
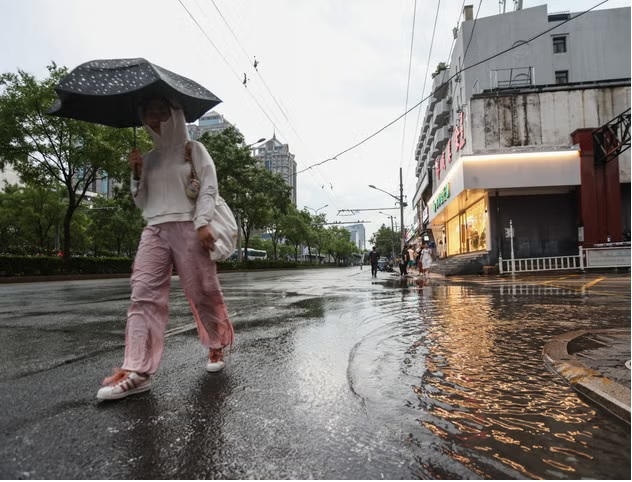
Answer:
[
  {"xmin": 399, "ymin": 167, "xmax": 405, "ymax": 251},
  {"xmin": 368, "ymin": 168, "xmax": 407, "ymax": 253}
]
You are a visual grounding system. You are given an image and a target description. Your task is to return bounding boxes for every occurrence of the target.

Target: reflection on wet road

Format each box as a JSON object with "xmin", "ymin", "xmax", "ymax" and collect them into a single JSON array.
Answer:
[
  {"xmin": 220, "ymin": 269, "xmax": 630, "ymax": 479},
  {"xmin": 0, "ymin": 269, "xmax": 629, "ymax": 479}
]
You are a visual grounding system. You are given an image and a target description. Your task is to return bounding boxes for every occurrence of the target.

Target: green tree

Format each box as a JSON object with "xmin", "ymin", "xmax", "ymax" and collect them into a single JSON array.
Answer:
[
  {"xmin": 369, "ymin": 224, "xmax": 398, "ymax": 259},
  {"xmin": 324, "ymin": 226, "xmax": 357, "ymax": 265},
  {"xmin": 308, "ymin": 212, "xmax": 327, "ymax": 262},
  {"xmin": 283, "ymin": 206, "xmax": 310, "ymax": 261},
  {"xmin": 0, "ymin": 63, "xmax": 140, "ymax": 269},
  {"xmin": 0, "ymin": 183, "xmax": 65, "ymax": 254},
  {"xmin": 198, "ymin": 126, "xmax": 256, "ymax": 205},
  {"xmin": 265, "ymin": 181, "xmax": 292, "ymax": 260},
  {"xmin": 85, "ymin": 184, "xmax": 144, "ymax": 257}
]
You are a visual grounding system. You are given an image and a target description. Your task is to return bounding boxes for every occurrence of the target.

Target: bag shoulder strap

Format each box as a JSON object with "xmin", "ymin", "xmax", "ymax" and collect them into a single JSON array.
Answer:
[{"xmin": 184, "ymin": 141, "xmax": 198, "ymax": 180}]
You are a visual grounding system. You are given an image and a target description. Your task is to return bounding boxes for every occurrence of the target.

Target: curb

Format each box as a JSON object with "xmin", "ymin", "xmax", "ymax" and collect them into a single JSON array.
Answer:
[
  {"xmin": 543, "ymin": 328, "xmax": 631, "ymax": 424},
  {"xmin": 0, "ymin": 273, "xmax": 131, "ymax": 284}
]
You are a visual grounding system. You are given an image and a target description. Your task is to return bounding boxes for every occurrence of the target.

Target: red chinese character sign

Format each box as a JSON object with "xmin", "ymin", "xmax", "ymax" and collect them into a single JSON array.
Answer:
[
  {"xmin": 436, "ymin": 110, "xmax": 466, "ymax": 180},
  {"xmin": 456, "ymin": 111, "xmax": 466, "ymax": 150}
]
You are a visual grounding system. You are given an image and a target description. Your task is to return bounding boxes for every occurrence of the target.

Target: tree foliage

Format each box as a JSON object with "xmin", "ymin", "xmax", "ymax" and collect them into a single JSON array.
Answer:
[
  {"xmin": 198, "ymin": 127, "xmax": 291, "ymax": 260},
  {"xmin": 0, "ymin": 63, "xmax": 146, "ymax": 269},
  {"xmin": 368, "ymin": 224, "xmax": 399, "ymax": 259},
  {"xmin": 323, "ymin": 226, "xmax": 357, "ymax": 265},
  {"xmin": 0, "ymin": 183, "xmax": 64, "ymax": 255}
]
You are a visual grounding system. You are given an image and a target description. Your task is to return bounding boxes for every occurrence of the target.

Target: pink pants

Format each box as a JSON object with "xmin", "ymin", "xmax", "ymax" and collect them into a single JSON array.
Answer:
[{"xmin": 122, "ymin": 222, "xmax": 235, "ymax": 375}]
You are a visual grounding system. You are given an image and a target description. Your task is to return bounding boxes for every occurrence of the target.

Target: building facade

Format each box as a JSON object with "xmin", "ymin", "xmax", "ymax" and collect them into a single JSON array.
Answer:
[
  {"xmin": 251, "ymin": 135, "xmax": 298, "ymax": 205},
  {"xmin": 187, "ymin": 111, "xmax": 233, "ymax": 140},
  {"xmin": 411, "ymin": 4, "xmax": 631, "ymax": 271},
  {"xmin": 345, "ymin": 223, "xmax": 367, "ymax": 251}
]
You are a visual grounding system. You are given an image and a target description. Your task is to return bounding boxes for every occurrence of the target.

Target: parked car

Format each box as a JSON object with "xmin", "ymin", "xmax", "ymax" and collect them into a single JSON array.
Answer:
[{"xmin": 377, "ymin": 257, "xmax": 393, "ymax": 272}]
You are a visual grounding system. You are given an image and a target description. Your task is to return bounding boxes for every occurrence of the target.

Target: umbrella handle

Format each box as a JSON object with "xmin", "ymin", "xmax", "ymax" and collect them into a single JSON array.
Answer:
[{"xmin": 132, "ymin": 126, "xmax": 141, "ymax": 180}]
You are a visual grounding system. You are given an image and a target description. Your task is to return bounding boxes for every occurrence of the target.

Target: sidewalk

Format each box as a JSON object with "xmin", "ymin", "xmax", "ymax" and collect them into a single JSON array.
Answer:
[{"xmin": 543, "ymin": 328, "xmax": 631, "ymax": 424}]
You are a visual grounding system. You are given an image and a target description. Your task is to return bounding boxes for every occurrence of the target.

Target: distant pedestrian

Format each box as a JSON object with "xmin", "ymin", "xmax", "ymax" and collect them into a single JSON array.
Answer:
[
  {"xmin": 428, "ymin": 240, "xmax": 436, "ymax": 259},
  {"xmin": 407, "ymin": 246, "xmax": 416, "ymax": 273},
  {"xmin": 368, "ymin": 246, "xmax": 379, "ymax": 277},
  {"xmin": 399, "ymin": 245, "xmax": 409, "ymax": 276},
  {"xmin": 421, "ymin": 244, "xmax": 433, "ymax": 277}
]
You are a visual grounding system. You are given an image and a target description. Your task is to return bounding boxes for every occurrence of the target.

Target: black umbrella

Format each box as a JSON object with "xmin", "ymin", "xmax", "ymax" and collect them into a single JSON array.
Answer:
[{"xmin": 47, "ymin": 58, "xmax": 222, "ymax": 129}]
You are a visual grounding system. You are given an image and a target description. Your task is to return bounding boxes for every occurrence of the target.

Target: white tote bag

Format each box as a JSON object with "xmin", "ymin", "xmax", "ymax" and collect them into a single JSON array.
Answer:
[
  {"xmin": 209, "ymin": 195, "xmax": 238, "ymax": 261},
  {"xmin": 185, "ymin": 142, "xmax": 238, "ymax": 262}
]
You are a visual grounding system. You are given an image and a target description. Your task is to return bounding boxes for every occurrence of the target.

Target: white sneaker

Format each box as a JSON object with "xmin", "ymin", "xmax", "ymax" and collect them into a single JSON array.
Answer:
[
  {"xmin": 206, "ymin": 360, "xmax": 226, "ymax": 372},
  {"xmin": 206, "ymin": 348, "xmax": 225, "ymax": 372},
  {"xmin": 96, "ymin": 370, "xmax": 150, "ymax": 400}
]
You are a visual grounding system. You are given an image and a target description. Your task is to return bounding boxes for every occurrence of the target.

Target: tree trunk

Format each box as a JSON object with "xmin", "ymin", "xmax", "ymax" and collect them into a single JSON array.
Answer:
[{"xmin": 62, "ymin": 205, "xmax": 75, "ymax": 273}]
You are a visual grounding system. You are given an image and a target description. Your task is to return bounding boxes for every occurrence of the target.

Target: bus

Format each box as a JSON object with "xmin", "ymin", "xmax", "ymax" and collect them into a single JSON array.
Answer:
[{"xmin": 230, "ymin": 248, "xmax": 268, "ymax": 260}]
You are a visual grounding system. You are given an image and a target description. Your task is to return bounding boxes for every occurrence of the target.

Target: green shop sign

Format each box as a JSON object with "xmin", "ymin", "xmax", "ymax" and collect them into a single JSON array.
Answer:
[{"xmin": 433, "ymin": 183, "xmax": 450, "ymax": 212}]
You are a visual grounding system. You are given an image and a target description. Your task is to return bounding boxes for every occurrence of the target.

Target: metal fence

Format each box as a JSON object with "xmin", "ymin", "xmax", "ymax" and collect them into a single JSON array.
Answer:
[{"xmin": 498, "ymin": 245, "xmax": 631, "ymax": 274}]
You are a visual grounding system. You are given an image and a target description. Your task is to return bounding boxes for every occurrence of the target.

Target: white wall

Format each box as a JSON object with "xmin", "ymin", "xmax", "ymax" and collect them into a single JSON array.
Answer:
[{"xmin": 469, "ymin": 85, "xmax": 631, "ymax": 180}]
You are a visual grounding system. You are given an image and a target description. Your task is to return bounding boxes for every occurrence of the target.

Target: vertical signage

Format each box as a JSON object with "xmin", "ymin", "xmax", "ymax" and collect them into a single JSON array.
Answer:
[
  {"xmin": 432, "ymin": 183, "xmax": 451, "ymax": 212},
  {"xmin": 436, "ymin": 111, "xmax": 466, "ymax": 179}
]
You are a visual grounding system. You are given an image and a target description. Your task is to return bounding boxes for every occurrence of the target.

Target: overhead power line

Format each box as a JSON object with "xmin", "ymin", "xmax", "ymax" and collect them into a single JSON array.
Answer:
[
  {"xmin": 402, "ymin": 0, "xmax": 442, "ymax": 184},
  {"xmin": 297, "ymin": 0, "xmax": 610, "ymax": 175},
  {"xmin": 186, "ymin": 0, "xmax": 355, "ymax": 216},
  {"xmin": 207, "ymin": 0, "xmax": 303, "ymax": 143},
  {"xmin": 177, "ymin": 0, "xmax": 288, "ymax": 143},
  {"xmin": 399, "ymin": 0, "xmax": 419, "ymax": 169}
]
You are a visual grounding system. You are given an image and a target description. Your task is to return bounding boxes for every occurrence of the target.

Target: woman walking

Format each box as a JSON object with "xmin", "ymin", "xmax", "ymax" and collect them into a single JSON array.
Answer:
[
  {"xmin": 420, "ymin": 244, "xmax": 433, "ymax": 278},
  {"xmin": 97, "ymin": 97, "xmax": 234, "ymax": 401}
]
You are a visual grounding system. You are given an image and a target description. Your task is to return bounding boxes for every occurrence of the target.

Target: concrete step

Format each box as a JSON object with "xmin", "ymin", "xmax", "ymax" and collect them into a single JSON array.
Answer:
[{"xmin": 432, "ymin": 252, "xmax": 491, "ymax": 276}]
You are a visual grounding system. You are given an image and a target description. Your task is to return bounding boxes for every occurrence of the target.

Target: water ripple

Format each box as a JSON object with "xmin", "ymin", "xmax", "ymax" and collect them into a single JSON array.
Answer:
[{"xmin": 351, "ymin": 285, "xmax": 630, "ymax": 479}]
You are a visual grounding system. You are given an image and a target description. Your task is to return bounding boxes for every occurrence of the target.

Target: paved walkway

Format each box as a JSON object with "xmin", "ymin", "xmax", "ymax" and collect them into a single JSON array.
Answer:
[{"xmin": 543, "ymin": 328, "xmax": 630, "ymax": 423}]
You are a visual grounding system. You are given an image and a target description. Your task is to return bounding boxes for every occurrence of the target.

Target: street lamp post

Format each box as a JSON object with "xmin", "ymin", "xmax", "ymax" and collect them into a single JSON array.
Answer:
[
  {"xmin": 246, "ymin": 137, "xmax": 266, "ymax": 148},
  {"xmin": 379, "ymin": 211, "xmax": 396, "ymax": 259},
  {"xmin": 304, "ymin": 204, "xmax": 328, "ymax": 215},
  {"xmin": 369, "ymin": 167, "xmax": 406, "ymax": 251}
]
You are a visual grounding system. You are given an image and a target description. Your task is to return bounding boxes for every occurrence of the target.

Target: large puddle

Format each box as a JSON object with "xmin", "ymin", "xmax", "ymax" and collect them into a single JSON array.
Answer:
[{"xmin": 347, "ymin": 277, "xmax": 630, "ymax": 479}]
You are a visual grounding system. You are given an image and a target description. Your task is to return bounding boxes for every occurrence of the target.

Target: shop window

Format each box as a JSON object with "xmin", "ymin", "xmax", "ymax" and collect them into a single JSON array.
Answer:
[
  {"xmin": 445, "ymin": 198, "xmax": 488, "ymax": 257},
  {"xmin": 464, "ymin": 198, "xmax": 487, "ymax": 252},
  {"xmin": 447, "ymin": 216, "xmax": 461, "ymax": 256}
]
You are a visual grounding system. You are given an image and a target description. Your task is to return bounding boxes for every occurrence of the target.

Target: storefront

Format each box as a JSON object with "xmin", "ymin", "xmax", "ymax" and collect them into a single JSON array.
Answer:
[
  {"xmin": 428, "ymin": 148, "xmax": 582, "ymax": 261},
  {"xmin": 444, "ymin": 197, "xmax": 488, "ymax": 256},
  {"xmin": 416, "ymin": 83, "xmax": 630, "ymax": 271}
]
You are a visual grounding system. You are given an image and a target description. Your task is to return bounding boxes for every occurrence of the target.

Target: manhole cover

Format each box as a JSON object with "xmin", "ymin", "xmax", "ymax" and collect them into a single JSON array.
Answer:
[{"xmin": 626, "ymin": 360, "xmax": 631, "ymax": 370}]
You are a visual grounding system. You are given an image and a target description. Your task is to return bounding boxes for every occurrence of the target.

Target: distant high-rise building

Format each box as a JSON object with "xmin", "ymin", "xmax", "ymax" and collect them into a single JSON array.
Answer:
[
  {"xmin": 251, "ymin": 135, "xmax": 297, "ymax": 205},
  {"xmin": 188, "ymin": 111, "xmax": 233, "ymax": 140},
  {"xmin": 345, "ymin": 224, "xmax": 366, "ymax": 251}
]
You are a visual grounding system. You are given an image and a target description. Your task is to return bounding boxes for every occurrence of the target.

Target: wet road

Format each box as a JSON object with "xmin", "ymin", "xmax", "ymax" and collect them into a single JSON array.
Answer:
[{"xmin": 0, "ymin": 269, "xmax": 630, "ymax": 479}]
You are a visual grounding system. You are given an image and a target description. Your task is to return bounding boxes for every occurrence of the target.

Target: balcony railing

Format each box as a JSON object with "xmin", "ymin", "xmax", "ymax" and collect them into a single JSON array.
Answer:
[
  {"xmin": 433, "ymin": 99, "xmax": 451, "ymax": 128},
  {"xmin": 490, "ymin": 66, "xmax": 535, "ymax": 90},
  {"xmin": 432, "ymin": 71, "xmax": 450, "ymax": 103}
]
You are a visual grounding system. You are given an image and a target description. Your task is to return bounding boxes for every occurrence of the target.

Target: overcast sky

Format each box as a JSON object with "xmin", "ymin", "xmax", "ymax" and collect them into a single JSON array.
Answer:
[{"xmin": 1, "ymin": 0, "xmax": 629, "ymax": 244}]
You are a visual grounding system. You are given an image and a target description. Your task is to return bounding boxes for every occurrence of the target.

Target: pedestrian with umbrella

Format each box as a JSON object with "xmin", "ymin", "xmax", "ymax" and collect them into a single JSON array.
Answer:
[{"xmin": 49, "ymin": 59, "xmax": 234, "ymax": 400}]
